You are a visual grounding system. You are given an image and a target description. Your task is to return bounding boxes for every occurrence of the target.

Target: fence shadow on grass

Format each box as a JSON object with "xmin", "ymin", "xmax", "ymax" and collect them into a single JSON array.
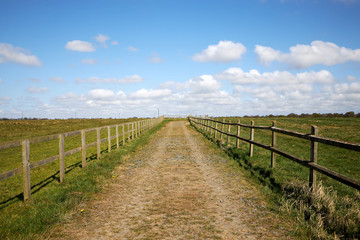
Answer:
[
  {"xmin": 192, "ymin": 123, "xmax": 282, "ymax": 193},
  {"xmin": 0, "ymin": 147, "xmax": 109, "ymax": 209}
]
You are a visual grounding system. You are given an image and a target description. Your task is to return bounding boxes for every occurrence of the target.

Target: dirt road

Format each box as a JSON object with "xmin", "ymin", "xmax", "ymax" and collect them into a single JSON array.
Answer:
[{"xmin": 48, "ymin": 121, "xmax": 294, "ymax": 239}]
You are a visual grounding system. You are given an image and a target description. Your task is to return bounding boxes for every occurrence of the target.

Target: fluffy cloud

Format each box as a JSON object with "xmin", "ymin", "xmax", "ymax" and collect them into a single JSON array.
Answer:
[
  {"xmin": 0, "ymin": 43, "xmax": 42, "ymax": 66},
  {"xmin": 333, "ymin": 82, "xmax": 360, "ymax": 94},
  {"xmin": 94, "ymin": 34, "xmax": 110, "ymax": 48},
  {"xmin": 148, "ymin": 52, "xmax": 164, "ymax": 63},
  {"xmin": 214, "ymin": 67, "xmax": 357, "ymax": 115},
  {"xmin": 65, "ymin": 40, "xmax": 95, "ymax": 52},
  {"xmin": 111, "ymin": 41, "xmax": 119, "ymax": 45},
  {"xmin": 215, "ymin": 68, "xmax": 334, "ymax": 85},
  {"xmin": 94, "ymin": 34, "xmax": 109, "ymax": 43},
  {"xmin": 192, "ymin": 41, "xmax": 246, "ymax": 63},
  {"xmin": 185, "ymin": 75, "xmax": 221, "ymax": 94},
  {"xmin": 76, "ymin": 75, "xmax": 143, "ymax": 84},
  {"xmin": 87, "ymin": 89, "xmax": 115, "ymax": 99},
  {"xmin": 255, "ymin": 41, "xmax": 360, "ymax": 68},
  {"xmin": 81, "ymin": 58, "xmax": 97, "ymax": 65},
  {"xmin": 27, "ymin": 87, "xmax": 49, "ymax": 93},
  {"xmin": 129, "ymin": 89, "xmax": 172, "ymax": 99},
  {"xmin": 3, "ymin": 66, "xmax": 358, "ymax": 118}
]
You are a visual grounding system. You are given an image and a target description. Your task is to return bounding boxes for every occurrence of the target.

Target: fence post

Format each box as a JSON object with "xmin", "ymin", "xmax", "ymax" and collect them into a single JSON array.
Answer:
[
  {"xmin": 59, "ymin": 133, "xmax": 65, "ymax": 183},
  {"xmin": 128, "ymin": 123, "xmax": 131, "ymax": 142},
  {"xmin": 220, "ymin": 119, "xmax": 224, "ymax": 143},
  {"xmin": 122, "ymin": 124, "xmax": 125, "ymax": 145},
  {"xmin": 271, "ymin": 121, "xmax": 276, "ymax": 168},
  {"xmin": 135, "ymin": 122, "xmax": 138, "ymax": 138},
  {"xmin": 249, "ymin": 120, "xmax": 254, "ymax": 157},
  {"xmin": 22, "ymin": 139, "xmax": 31, "ymax": 202},
  {"xmin": 309, "ymin": 125, "xmax": 319, "ymax": 190},
  {"xmin": 116, "ymin": 125, "xmax": 119, "ymax": 148},
  {"xmin": 210, "ymin": 120, "xmax": 214, "ymax": 135},
  {"xmin": 97, "ymin": 128, "xmax": 101, "ymax": 160},
  {"xmin": 236, "ymin": 119, "xmax": 240, "ymax": 148},
  {"xmin": 226, "ymin": 120, "xmax": 231, "ymax": 146},
  {"xmin": 81, "ymin": 130, "xmax": 86, "ymax": 168},
  {"xmin": 108, "ymin": 126, "xmax": 111, "ymax": 153},
  {"xmin": 215, "ymin": 122, "xmax": 218, "ymax": 139},
  {"xmin": 132, "ymin": 122, "xmax": 135, "ymax": 140}
]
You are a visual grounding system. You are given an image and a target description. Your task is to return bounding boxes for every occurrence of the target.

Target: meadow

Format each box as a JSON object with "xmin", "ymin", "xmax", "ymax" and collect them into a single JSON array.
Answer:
[
  {"xmin": 0, "ymin": 118, "xmax": 166, "ymax": 239},
  {"xmin": 206, "ymin": 116, "xmax": 360, "ymax": 197},
  {"xmin": 0, "ymin": 118, "xmax": 141, "ymax": 207},
  {"xmin": 191, "ymin": 116, "xmax": 360, "ymax": 239}
]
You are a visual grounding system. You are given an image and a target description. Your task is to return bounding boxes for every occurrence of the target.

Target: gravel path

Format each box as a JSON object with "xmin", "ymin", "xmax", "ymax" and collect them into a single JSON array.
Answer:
[{"xmin": 47, "ymin": 121, "xmax": 294, "ymax": 239}]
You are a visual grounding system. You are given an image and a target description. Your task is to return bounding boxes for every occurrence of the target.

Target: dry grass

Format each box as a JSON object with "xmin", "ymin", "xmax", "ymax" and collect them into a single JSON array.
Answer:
[{"xmin": 281, "ymin": 181, "xmax": 360, "ymax": 239}]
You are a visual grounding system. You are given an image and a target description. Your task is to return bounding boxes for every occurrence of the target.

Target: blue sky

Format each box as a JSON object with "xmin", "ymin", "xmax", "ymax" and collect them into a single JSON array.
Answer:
[{"xmin": 1, "ymin": 0, "xmax": 360, "ymax": 118}]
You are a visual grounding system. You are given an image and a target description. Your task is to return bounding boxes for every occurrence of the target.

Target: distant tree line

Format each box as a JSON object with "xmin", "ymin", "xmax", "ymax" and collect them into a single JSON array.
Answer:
[{"xmin": 241, "ymin": 111, "xmax": 360, "ymax": 118}]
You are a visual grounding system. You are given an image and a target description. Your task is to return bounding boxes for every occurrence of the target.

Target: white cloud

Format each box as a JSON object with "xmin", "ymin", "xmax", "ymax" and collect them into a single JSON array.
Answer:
[
  {"xmin": 333, "ymin": 82, "xmax": 360, "ymax": 94},
  {"xmin": 255, "ymin": 41, "xmax": 360, "ymax": 69},
  {"xmin": 215, "ymin": 67, "xmax": 334, "ymax": 85},
  {"xmin": 128, "ymin": 46, "xmax": 139, "ymax": 52},
  {"xmin": 347, "ymin": 75, "xmax": 357, "ymax": 82},
  {"xmin": 81, "ymin": 58, "xmax": 97, "ymax": 65},
  {"xmin": 94, "ymin": 34, "xmax": 109, "ymax": 43},
  {"xmin": 192, "ymin": 41, "xmax": 247, "ymax": 63},
  {"xmin": 0, "ymin": 97, "xmax": 11, "ymax": 106},
  {"xmin": 0, "ymin": 43, "xmax": 42, "ymax": 66},
  {"xmin": 94, "ymin": 34, "xmax": 110, "ymax": 48},
  {"xmin": 88, "ymin": 89, "xmax": 115, "ymax": 99},
  {"xmin": 76, "ymin": 74, "xmax": 143, "ymax": 84},
  {"xmin": 185, "ymin": 75, "xmax": 221, "ymax": 94},
  {"xmin": 111, "ymin": 41, "xmax": 119, "ymax": 45},
  {"xmin": 27, "ymin": 87, "xmax": 49, "ymax": 93},
  {"xmin": 0, "ymin": 77, "xmax": 2, "ymax": 84},
  {"xmin": 48, "ymin": 77, "xmax": 64, "ymax": 83},
  {"xmin": 65, "ymin": 40, "xmax": 95, "ymax": 52},
  {"xmin": 148, "ymin": 52, "xmax": 163, "ymax": 63},
  {"xmin": 129, "ymin": 89, "xmax": 171, "ymax": 99}
]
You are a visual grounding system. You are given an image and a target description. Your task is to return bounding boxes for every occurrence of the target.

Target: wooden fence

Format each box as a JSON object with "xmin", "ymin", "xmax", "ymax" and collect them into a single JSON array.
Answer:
[
  {"xmin": 188, "ymin": 116, "xmax": 360, "ymax": 191},
  {"xmin": 0, "ymin": 117, "xmax": 164, "ymax": 202}
]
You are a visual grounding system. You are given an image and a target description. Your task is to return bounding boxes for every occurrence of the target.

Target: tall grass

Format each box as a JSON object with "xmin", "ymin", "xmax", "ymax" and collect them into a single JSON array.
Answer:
[
  {"xmin": 0, "ymin": 119, "xmax": 167, "ymax": 239},
  {"xmin": 281, "ymin": 181, "xmax": 360, "ymax": 239}
]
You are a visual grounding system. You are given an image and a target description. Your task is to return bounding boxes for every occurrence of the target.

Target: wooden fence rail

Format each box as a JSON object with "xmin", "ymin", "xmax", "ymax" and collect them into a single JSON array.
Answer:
[
  {"xmin": 188, "ymin": 116, "xmax": 360, "ymax": 191},
  {"xmin": 0, "ymin": 117, "xmax": 164, "ymax": 202}
]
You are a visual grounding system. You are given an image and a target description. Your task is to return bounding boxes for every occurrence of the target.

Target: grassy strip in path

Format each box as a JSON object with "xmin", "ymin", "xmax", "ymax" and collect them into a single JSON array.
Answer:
[{"xmin": 0, "ymin": 120, "xmax": 169, "ymax": 240}]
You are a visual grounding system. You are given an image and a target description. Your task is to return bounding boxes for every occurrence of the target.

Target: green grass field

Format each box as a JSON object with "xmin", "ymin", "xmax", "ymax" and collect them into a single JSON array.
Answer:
[
  {"xmin": 0, "ymin": 118, "xmax": 165, "ymax": 239},
  {"xmin": 198, "ymin": 116, "xmax": 360, "ymax": 197},
  {"xmin": 191, "ymin": 116, "xmax": 360, "ymax": 239},
  {"xmin": 0, "ymin": 118, "xmax": 142, "ymax": 208}
]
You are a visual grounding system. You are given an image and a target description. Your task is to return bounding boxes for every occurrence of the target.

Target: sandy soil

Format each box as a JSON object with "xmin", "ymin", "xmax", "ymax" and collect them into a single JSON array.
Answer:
[{"xmin": 46, "ymin": 121, "xmax": 294, "ymax": 239}]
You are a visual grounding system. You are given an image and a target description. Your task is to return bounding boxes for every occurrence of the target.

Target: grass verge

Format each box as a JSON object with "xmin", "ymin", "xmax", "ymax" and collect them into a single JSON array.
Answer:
[
  {"xmin": 0, "ymin": 120, "xmax": 168, "ymax": 240},
  {"xmin": 190, "ymin": 120, "xmax": 360, "ymax": 239}
]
